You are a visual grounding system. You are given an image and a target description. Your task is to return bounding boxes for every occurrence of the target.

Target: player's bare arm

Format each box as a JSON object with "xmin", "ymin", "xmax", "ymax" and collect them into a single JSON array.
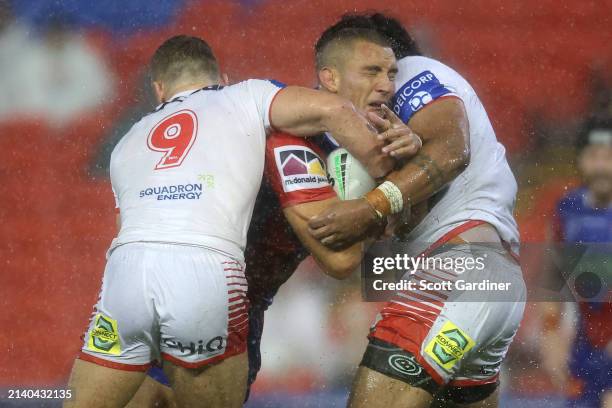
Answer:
[
  {"xmin": 309, "ymin": 97, "xmax": 469, "ymax": 248},
  {"xmin": 283, "ymin": 197, "xmax": 365, "ymax": 279},
  {"xmin": 385, "ymin": 98, "xmax": 469, "ymax": 203},
  {"xmin": 270, "ymin": 86, "xmax": 394, "ymax": 179}
]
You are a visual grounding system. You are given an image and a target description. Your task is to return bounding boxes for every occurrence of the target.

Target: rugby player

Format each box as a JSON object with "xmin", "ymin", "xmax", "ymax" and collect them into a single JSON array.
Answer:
[
  {"xmin": 126, "ymin": 27, "xmax": 423, "ymax": 407},
  {"xmin": 541, "ymin": 120, "xmax": 611, "ymax": 408},
  {"xmin": 308, "ymin": 14, "xmax": 527, "ymax": 407},
  {"xmin": 65, "ymin": 34, "xmax": 396, "ymax": 408},
  {"xmin": 244, "ymin": 26, "xmax": 424, "ymax": 394}
]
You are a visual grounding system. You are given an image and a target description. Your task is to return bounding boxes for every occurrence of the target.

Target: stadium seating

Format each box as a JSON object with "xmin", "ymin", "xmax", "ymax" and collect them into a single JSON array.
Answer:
[{"xmin": 1, "ymin": 0, "xmax": 608, "ymax": 388}]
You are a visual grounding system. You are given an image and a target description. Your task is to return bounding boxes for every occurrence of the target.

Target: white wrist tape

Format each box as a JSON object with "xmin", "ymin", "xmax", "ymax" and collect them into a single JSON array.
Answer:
[{"xmin": 377, "ymin": 181, "xmax": 404, "ymax": 214}]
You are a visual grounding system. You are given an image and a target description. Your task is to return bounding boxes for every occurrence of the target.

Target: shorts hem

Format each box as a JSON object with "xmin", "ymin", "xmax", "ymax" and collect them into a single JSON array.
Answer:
[
  {"xmin": 78, "ymin": 351, "xmax": 152, "ymax": 372},
  {"xmin": 449, "ymin": 375, "xmax": 500, "ymax": 387},
  {"xmin": 369, "ymin": 329, "xmax": 446, "ymax": 385},
  {"xmin": 161, "ymin": 346, "xmax": 245, "ymax": 369}
]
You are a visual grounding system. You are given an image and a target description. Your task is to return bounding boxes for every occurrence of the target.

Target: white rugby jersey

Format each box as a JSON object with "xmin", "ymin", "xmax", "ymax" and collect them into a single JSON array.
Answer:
[
  {"xmin": 109, "ymin": 79, "xmax": 283, "ymax": 260},
  {"xmin": 393, "ymin": 56, "xmax": 519, "ymax": 254}
]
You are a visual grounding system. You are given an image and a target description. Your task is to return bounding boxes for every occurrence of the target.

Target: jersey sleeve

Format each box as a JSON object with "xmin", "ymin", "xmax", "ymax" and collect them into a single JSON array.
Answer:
[
  {"xmin": 265, "ymin": 132, "xmax": 336, "ymax": 208},
  {"xmin": 246, "ymin": 79, "xmax": 286, "ymax": 131},
  {"xmin": 392, "ymin": 57, "xmax": 463, "ymax": 124}
]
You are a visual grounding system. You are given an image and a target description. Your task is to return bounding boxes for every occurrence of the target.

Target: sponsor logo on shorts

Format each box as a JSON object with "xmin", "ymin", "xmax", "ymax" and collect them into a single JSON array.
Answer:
[
  {"xmin": 139, "ymin": 183, "xmax": 203, "ymax": 201},
  {"xmin": 388, "ymin": 354, "xmax": 422, "ymax": 376},
  {"xmin": 88, "ymin": 314, "xmax": 121, "ymax": 355},
  {"xmin": 424, "ymin": 321, "xmax": 475, "ymax": 371},
  {"xmin": 274, "ymin": 145, "xmax": 329, "ymax": 193},
  {"xmin": 163, "ymin": 336, "xmax": 225, "ymax": 356}
]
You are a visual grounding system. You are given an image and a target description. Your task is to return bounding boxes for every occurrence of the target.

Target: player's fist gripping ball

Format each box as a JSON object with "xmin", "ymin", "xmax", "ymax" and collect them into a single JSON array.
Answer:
[{"xmin": 327, "ymin": 148, "xmax": 376, "ymax": 200}]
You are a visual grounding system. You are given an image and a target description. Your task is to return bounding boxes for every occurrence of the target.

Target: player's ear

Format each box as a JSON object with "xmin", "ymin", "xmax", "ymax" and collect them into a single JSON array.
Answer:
[
  {"xmin": 318, "ymin": 67, "xmax": 339, "ymax": 93},
  {"xmin": 220, "ymin": 72, "xmax": 230, "ymax": 86},
  {"xmin": 152, "ymin": 81, "xmax": 164, "ymax": 104}
]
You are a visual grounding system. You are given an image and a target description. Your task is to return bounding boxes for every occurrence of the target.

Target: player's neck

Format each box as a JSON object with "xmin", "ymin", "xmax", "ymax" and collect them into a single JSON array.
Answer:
[{"xmin": 164, "ymin": 80, "xmax": 218, "ymax": 101}]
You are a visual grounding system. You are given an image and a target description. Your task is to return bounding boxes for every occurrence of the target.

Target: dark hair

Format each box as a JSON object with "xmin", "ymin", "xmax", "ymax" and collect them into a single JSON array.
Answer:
[
  {"xmin": 314, "ymin": 26, "xmax": 391, "ymax": 70},
  {"xmin": 369, "ymin": 13, "xmax": 421, "ymax": 59},
  {"xmin": 150, "ymin": 35, "xmax": 219, "ymax": 85},
  {"xmin": 316, "ymin": 12, "xmax": 420, "ymax": 61}
]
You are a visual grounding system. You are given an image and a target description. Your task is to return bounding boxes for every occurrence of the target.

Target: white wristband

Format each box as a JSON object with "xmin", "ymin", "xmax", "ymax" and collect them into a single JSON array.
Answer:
[{"xmin": 377, "ymin": 181, "xmax": 404, "ymax": 214}]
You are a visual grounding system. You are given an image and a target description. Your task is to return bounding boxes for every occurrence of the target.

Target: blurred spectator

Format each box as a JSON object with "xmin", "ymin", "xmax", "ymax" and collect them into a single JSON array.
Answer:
[
  {"xmin": 0, "ymin": 0, "xmax": 31, "ymax": 115},
  {"xmin": 587, "ymin": 68, "xmax": 612, "ymax": 125},
  {"xmin": 539, "ymin": 118, "xmax": 612, "ymax": 408},
  {"xmin": 0, "ymin": 3, "xmax": 113, "ymax": 126}
]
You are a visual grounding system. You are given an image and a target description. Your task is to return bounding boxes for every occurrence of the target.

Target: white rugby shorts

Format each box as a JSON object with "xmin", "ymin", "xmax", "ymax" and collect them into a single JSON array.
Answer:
[
  {"xmin": 370, "ymin": 242, "xmax": 526, "ymax": 387},
  {"xmin": 79, "ymin": 242, "xmax": 249, "ymax": 370}
]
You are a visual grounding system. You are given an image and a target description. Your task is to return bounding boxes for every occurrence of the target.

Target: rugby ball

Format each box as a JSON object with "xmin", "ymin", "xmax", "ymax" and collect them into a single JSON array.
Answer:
[{"xmin": 327, "ymin": 148, "xmax": 376, "ymax": 200}]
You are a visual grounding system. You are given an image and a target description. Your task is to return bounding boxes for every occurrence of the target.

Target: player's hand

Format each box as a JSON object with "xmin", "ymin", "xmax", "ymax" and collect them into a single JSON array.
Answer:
[
  {"xmin": 367, "ymin": 105, "xmax": 422, "ymax": 160},
  {"xmin": 362, "ymin": 122, "xmax": 396, "ymax": 179},
  {"xmin": 308, "ymin": 199, "xmax": 382, "ymax": 249}
]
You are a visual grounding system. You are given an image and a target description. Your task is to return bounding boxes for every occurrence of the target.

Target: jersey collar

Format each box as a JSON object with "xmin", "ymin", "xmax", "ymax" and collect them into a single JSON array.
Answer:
[
  {"xmin": 153, "ymin": 89, "xmax": 198, "ymax": 112},
  {"xmin": 154, "ymin": 85, "xmax": 224, "ymax": 112},
  {"xmin": 167, "ymin": 88, "xmax": 199, "ymax": 101},
  {"xmin": 163, "ymin": 85, "xmax": 224, "ymax": 105}
]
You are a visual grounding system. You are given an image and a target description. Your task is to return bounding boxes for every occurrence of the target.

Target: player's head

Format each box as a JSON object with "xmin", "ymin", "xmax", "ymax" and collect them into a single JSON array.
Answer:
[
  {"xmin": 150, "ymin": 35, "xmax": 222, "ymax": 103},
  {"xmin": 323, "ymin": 12, "xmax": 421, "ymax": 60},
  {"xmin": 315, "ymin": 25, "xmax": 397, "ymax": 116},
  {"xmin": 576, "ymin": 120, "xmax": 612, "ymax": 205},
  {"xmin": 366, "ymin": 13, "xmax": 421, "ymax": 59}
]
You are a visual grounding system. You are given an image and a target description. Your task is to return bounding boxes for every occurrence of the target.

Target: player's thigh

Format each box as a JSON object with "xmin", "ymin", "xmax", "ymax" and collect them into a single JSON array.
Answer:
[
  {"xmin": 441, "ymin": 249, "xmax": 525, "ymax": 397},
  {"xmin": 64, "ymin": 359, "xmax": 146, "ymax": 408},
  {"xmin": 431, "ymin": 388, "xmax": 499, "ymax": 408},
  {"xmin": 153, "ymin": 247, "xmax": 249, "ymax": 405},
  {"xmin": 427, "ymin": 248, "xmax": 524, "ymax": 406},
  {"xmin": 456, "ymin": 389, "xmax": 498, "ymax": 408},
  {"xmin": 70, "ymin": 245, "xmax": 158, "ymax": 408},
  {"xmin": 348, "ymin": 365, "xmax": 433, "ymax": 408},
  {"xmin": 79, "ymin": 244, "xmax": 157, "ymax": 369},
  {"xmin": 357, "ymin": 245, "xmax": 524, "ymax": 407},
  {"xmin": 163, "ymin": 351, "xmax": 248, "ymax": 408},
  {"xmin": 125, "ymin": 374, "xmax": 176, "ymax": 408},
  {"xmin": 155, "ymin": 248, "xmax": 248, "ymax": 368}
]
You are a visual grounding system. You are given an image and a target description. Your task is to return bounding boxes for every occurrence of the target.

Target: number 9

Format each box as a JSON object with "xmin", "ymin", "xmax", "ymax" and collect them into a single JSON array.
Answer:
[{"xmin": 147, "ymin": 109, "xmax": 198, "ymax": 170}]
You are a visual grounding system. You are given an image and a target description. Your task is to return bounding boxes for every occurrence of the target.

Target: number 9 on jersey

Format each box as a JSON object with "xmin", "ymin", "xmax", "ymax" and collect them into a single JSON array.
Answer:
[{"xmin": 147, "ymin": 109, "xmax": 198, "ymax": 170}]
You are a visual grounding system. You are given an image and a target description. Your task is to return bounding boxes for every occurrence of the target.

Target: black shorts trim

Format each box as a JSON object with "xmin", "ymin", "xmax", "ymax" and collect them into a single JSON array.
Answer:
[
  {"xmin": 360, "ymin": 338, "xmax": 500, "ymax": 404},
  {"xmin": 436, "ymin": 381, "xmax": 499, "ymax": 404},
  {"xmin": 360, "ymin": 338, "xmax": 439, "ymax": 396}
]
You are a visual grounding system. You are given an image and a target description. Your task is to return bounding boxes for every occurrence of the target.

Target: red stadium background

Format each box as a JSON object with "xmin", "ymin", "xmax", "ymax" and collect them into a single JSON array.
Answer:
[{"xmin": 0, "ymin": 0, "xmax": 609, "ymax": 406}]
